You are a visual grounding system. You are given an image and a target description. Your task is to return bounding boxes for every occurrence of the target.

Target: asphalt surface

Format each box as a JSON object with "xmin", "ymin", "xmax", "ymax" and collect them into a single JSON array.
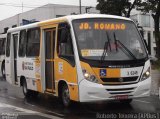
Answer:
[{"xmin": 0, "ymin": 78, "xmax": 159, "ymax": 119}]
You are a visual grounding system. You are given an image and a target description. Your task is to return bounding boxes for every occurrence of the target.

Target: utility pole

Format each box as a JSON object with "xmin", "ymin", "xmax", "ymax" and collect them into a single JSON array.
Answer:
[
  {"xmin": 22, "ymin": 2, "xmax": 23, "ymax": 13},
  {"xmin": 79, "ymin": 0, "xmax": 81, "ymax": 14}
]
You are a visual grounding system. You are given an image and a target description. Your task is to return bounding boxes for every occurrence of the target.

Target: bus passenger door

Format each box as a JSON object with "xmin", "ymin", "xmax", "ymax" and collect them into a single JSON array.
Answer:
[
  {"xmin": 12, "ymin": 33, "xmax": 18, "ymax": 84},
  {"xmin": 45, "ymin": 28, "xmax": 56, "ymax": 92}
]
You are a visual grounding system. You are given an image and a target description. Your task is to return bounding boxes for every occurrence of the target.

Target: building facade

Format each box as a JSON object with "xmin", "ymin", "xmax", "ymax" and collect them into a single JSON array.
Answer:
[
  {"xmin": 130, "ymin": 12, "xmax": 159, "ymax": 57},
  {"xmin": 0, "ymin": 4, "xmax": 158, "ymax": 56},
  {"xmin": 0, "ymin": 4, "xmax": 99, "ymax": 33}
]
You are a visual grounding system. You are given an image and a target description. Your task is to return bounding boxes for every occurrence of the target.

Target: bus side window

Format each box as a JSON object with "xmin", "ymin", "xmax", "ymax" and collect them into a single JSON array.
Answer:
[
  {"xmin": 26, "ymin": 28, "xmax": 40, "ymax": 57},
  {"xmin": 0, "ymin": 39, "xmax": 2, "ymax": 55},
  {"xmin": 2, "ymin": 38, "xmax": 6, "ymax": 55},
  {"xmin": 57, "ymin": 23, "xmax": 75, "ymax": 66},
  {"xmin": 6, "ymin": 33, "xmax": 11, "ymax": 57},
  {"xmin": 19, "ymin": 30, "xmax": 27, "ymax": 57},
  {"xmin": 58, "ymin": 23, "xmax": 74, "ymax": 56}
]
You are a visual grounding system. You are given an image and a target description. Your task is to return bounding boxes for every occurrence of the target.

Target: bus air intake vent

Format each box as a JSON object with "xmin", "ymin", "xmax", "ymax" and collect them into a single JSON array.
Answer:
[
  {"xmin": 106, "ymin": 87, "xmax": 136, "ymax": 95},
  {"xmin": 101, "ymin": 76, "xmax": 138, "ymax": 83}
]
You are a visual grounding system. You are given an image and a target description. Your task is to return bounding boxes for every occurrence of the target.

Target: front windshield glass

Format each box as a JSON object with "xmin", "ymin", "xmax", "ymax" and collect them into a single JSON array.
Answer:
[{"xmin": 72, "ymin": 18, "xmax": 147, "ymax": 61}]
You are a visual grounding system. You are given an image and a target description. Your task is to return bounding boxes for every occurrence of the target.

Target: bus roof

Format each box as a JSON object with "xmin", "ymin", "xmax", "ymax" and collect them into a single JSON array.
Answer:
[
  {"xmin": 0, "ymin": 34, "xmax": 7, "ymax": 39},
  {"xmin": 66, "ymin": 14, "xmax": 131, "ymax": 21},
  {"xmin": 8, "ymin": 14, "xmax": 132, "ymax": 33}
]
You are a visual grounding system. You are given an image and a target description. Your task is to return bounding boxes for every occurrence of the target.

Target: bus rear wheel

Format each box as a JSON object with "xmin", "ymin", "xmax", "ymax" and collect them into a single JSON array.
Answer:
[
  {"xmin": 22, "ymin": 79, "xmax": 29, "ymax": 97},
  {"xmin": 61, "ymin": 84, "xmax": 71, "ymax": 107},
  {"xmin": 22, "ymin": 79, "xmax": 38, "ymax": 97},
  {"xmin": 1, "ymin": 63, "xmax": 6, "ymax": 80}
]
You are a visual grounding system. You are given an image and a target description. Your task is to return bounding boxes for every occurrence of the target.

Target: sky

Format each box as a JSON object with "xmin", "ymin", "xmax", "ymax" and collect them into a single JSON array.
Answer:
[{"xmin": 0, "ymin": 0, "xmax": 97, "ymax": 20}]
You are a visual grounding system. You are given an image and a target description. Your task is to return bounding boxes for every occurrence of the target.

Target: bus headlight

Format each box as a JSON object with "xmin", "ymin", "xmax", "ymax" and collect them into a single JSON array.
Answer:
[
  {"xmin": 141, "ymin": 67, "xmax": 150, "ymax": 81},
  {"xmin": 82, "ymin": 69, "xmax": 99, "ymax": 83}
]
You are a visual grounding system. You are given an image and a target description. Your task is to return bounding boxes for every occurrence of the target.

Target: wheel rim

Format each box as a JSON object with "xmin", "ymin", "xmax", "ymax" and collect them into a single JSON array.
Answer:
[
  {"xmin": 2, "ymin": 69, "xmax": 5, "ymax": 75},
  {"xmin": 23, "ymin": 82, "xmax": 27, "ymax": 94},
  {"xmin": 2, "ymin": 67, "xmax": 5, "ymax": 77},
  {"xmin": 62, "ymin": 86, "xmax": 70, "ymax": 106}
]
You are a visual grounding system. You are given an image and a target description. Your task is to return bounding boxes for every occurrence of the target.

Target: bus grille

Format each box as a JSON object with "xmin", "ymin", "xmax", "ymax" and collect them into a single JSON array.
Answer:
[
  {"xmin": 106, "ymin": 87, "xmax": 136, "ymax": 95},
  {"xmin": 101, "ymin": 76, "xmax": 138, "ymax": 83}
]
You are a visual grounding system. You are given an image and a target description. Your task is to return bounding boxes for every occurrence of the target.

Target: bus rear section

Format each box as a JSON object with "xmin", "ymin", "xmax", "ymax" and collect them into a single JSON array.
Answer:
[
  {"xmin": 5, "ymin": 18, "xmax": 79, "ymax": 107},
  {"xmin": 0, "ymin": 34, "xmax": 6, "ymax": 79}
]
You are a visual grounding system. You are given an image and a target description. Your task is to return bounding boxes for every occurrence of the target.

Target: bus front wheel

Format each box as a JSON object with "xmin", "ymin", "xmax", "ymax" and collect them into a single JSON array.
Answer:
[
  {"xmin": 61, "ymin": 84, "xmax": 71, "ymax": 107},
  {"xmin": 120, "ymin": 99, "xmax": 133, "ymax": 104}
]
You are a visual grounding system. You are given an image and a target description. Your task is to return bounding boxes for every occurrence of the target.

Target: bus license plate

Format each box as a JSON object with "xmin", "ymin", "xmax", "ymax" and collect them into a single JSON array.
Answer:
[{"xmin": 114, "ymin": 95, "xmax": 128, "ymax": 100}]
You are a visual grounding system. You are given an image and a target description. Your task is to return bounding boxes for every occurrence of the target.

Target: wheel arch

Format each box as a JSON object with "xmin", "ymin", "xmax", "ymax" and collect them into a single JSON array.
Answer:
[
  {"xmin": 20, "ymin": 76, "xmax": 26, "ymax": 87},
  {"xmin": 58, "ymin": 80, "xmax": 68, "ymax": 97},
  {"xmin": 1, "ymin": 60, "xmax": 5, "ymax": 70}
]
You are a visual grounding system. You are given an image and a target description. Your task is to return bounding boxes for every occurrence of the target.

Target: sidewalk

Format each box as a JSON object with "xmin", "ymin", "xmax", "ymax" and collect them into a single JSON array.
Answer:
[{"xmin": 151, "ymin": 70, "xmax": 160, "ymax": 96}]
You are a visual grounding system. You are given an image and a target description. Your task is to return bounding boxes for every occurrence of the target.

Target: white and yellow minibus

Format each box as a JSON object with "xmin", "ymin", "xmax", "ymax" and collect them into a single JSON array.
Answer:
[
  {"xmin": 0, "ymin": 34, "xmax": 6, "ymax": 79},
  {"xmin": 5, "ymin": 14, "xmax": 151, "ymax": 107}
]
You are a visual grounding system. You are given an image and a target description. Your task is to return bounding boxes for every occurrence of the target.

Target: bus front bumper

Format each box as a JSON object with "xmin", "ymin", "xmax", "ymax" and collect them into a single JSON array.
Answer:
[{"xmin": 79, "ymin": 77, "xmax": 151, "ymax": 102}]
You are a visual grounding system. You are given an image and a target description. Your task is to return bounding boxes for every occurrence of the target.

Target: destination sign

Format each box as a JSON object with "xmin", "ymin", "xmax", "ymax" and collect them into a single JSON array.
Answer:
[{"xmin": 79, "ymin": 22, "xmax": 126, "ymax": 30}]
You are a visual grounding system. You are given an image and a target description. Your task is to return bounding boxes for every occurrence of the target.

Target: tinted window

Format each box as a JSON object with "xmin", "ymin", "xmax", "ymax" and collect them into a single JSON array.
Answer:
[
  {"xmin": 19, "ymin": 30, "xmax": 27, "ymax": 57},
  {"xmin": 58, "ymin": 23, "xmax": 73, "ymax": 56},
  {"xmin": 13, "ymin": 34, "xmax": 18, "ymax": 58},
  {"xmin": 0, "ymin": 39, "xmax": 3, "ymax": 55},
  {"xmin": 6, "ymin": 33, "xmax": 11, "ymax": 57},
  {"xmin": 45, "ymin": 30, "xmax": 56, "ymax": 59},
  {"xmin": 26, "ymin": 28, "xmax": 40, "ymax": 57},
  {"xmin": 2, "ymin": 38, "xmax": 6, "ymax": 55}
]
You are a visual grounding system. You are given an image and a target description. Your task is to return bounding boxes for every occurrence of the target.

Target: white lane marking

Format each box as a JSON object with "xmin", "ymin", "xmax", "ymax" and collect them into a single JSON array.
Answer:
[
  {"xmin": 134, "ymin": 99, "xmax": 150, "ymax": 104},
  {"xmin": 24, "ymin": 102, "xmax": 35, "ymax": 107},
  {"xmin": 0, "ymin": 102, "xmax": 37, "ymax": 113},
  {"xmin": 8, "ymin": 96, "xmax": 17, "ymax": 100},
  {"xmin": 0, "ymin": 102, "xmax": 64, "ymax": 119}
]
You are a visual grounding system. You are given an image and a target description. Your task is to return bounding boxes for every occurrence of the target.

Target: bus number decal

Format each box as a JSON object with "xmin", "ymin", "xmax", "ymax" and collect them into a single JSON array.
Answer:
[
  {"xmin": 58, "ymin": 62, "xmax": 63, "ymax": 74},
  {"xmin": 127, "ymin": 71, "xmax": 138, "ymax": 76}
]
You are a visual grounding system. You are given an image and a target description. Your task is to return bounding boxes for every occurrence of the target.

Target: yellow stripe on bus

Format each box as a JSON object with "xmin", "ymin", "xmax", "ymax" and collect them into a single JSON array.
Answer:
[{"xmin": 106, "ymin": 68, "xmax": 120, "ymax": 78}]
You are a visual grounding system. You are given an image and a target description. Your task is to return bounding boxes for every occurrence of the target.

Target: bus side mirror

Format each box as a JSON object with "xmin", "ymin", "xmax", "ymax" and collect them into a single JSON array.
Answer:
[{"xmin": 144, "ymin": 39, "xmax": 149, "ymax": 51}]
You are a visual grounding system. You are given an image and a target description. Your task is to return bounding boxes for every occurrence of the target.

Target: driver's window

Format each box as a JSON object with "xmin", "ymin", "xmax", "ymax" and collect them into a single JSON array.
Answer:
[{"xmin": 57, "ymin": 23, "xmax": 74, "ymax": 56}]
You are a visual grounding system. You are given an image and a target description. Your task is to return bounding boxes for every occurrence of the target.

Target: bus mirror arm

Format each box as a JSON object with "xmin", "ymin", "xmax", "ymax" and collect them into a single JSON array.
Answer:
[{"xmin": 143, "ymin": 39, "xmax": 149, "ymax": 51}]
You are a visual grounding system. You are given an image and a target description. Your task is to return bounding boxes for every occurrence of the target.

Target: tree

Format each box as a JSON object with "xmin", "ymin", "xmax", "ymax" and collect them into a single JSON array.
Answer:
[
  {"xmin": 96, "ymin": 0, "xmax": 141, "ymax": 18},
  {"xmin": 137, "ymin": 0, "xmax": 160, "ymax": 58}
]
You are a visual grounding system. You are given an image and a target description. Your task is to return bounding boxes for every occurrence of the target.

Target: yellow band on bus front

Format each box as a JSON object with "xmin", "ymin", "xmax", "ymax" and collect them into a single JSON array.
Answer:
[{"xmin": 106, "ymin": 68, "xmax": 120, "ymax": 78}]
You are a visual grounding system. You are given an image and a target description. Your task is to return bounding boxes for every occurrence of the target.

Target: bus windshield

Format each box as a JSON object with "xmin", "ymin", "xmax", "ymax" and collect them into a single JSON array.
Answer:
[{"xmin": 72, "ymin": 18, "xmax": 147, "ymax": 61}]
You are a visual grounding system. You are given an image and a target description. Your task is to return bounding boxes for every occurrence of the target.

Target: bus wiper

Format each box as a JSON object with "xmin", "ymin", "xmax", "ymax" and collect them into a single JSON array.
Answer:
[
  {"xmin": 113, "ymin": 32, "xmax": 137, "ymax": 60},
  {"xmin": 113, "ymin": 32, "xmax": 118, "ymax": 52},
  {"xmin": 100, "ymin": 32, "xmax": 111, "ymax": 62}
]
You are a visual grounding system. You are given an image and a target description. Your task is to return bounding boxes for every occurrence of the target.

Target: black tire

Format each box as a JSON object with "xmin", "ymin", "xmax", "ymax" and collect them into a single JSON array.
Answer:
[
  {"xmin": 22, "ymin": 79, "xmax": 29, "ymax": 97},
  {"xmin": 1, "ymin": 62, "xmax": 6, "ymax": 80},
  {"xmin": 22, "ymin": 79, "xmax": 38, "ymax": 97},
  {"xmin": 61, "ymin": 84, "xmax": 71, "ymax": 107},
  {"xmin": 120, "ymin": 99, "xmax": 133, "ymax": 104}
]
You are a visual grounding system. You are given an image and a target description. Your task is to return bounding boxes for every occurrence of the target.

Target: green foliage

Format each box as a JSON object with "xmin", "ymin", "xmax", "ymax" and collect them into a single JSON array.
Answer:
[
  {"xmin": 96, "ymin": 0, "xmax": 141, "ymax": 17},
  {"xmin": 137, "ymin": 0, "xmax": 159, "ymax": 14}
]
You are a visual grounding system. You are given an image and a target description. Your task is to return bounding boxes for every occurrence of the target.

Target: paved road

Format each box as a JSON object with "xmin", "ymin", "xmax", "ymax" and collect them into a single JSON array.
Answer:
[
  {"xmin": 151, "ymin": 70, "xmax": 160, "ymax": 95},
  {"xmin": 0, "ymin": 78, "xmax": 160, "ymax": 119}
]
